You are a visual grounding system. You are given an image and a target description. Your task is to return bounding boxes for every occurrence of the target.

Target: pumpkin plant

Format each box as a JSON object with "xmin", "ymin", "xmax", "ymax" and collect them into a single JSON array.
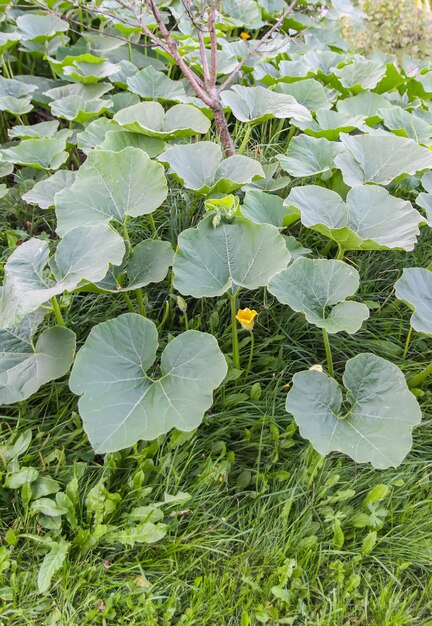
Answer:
[{"xmin": 0, "ymin": 0, "xmax": 429, "ymax": 473}]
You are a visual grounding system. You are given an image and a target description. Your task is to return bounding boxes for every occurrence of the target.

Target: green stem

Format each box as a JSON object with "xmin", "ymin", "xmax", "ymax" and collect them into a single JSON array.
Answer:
[
  {"xmin": 245, "ymin": 331, "xmax": 254, "ymax": 380},
  {"xmin": 322, "ymin": 240, "xmax": 335, "ymax": 256},
  {"xmin": 183, "ymin": 311, "xmax": 189, "ymax": 331},
  {"xmin": 2, "ymin": 60, "xmax": 11, "ymax": 79},
  {"xmin": 158, "ymin": 300, "xmax": 170, "ymax": 331},
  {"xmin": 402, "ymin": 325, "xmax": 413, "ymax": 359},
  {"xmin": 123, "ymin": 219, "xmax": 131, "ymax": 244},
  {"xmin": 285, "ymin": 124, "xmax": 296, "ymax": 150},
  {"xmin": 136, "ymin": 289, "xmax": 146, "ymax": 316},
  {"xmin": 322, "ymin": 328, "xmax": 334, "ymax": 378},
  {"xmin": 238, "ymin": 123, "xmax": 252, "ymax": 155},
  {"xmin": 50, "ymin": 297, "xmax": 65, "ymax": 327},
  {"xmin": 336, "ymin": 245, "xmax": 345, "ymax": 261},
  {"xmin": 408, "ymin": 362, "xmax": 432, "ymax": 388},
  {"xmin": 148, "ymin": 214, "xmax": 157, "ymax": 236},
  {"xmin": 230, "ymin": 293, "xmax": 240, "ymax": 369},
  {"xmin": 122, "ymin": 292, "xmax": 136, "ymax": 313}
]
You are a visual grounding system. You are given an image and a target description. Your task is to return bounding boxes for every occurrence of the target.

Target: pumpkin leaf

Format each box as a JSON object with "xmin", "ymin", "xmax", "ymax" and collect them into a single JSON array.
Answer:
[
  {"xmin": 158, "ymin": 142, "xmax": 264, "ymax": 195},
  {"xmin": 394, "ymin": 267, "xmax": 432, "ymax": 335},
  {"xmin": 114, "ymin": 101, "xmax": 210, "ymax": 138},
  {"xmin": 286, "ymin": 354, "xmax": 422, "ymax": 469},
  {"xmin": 0, "ymin": 226, "xmax": 125, "ymax": 328},
  {"xmin": 173, "ymin": 216, "xmax": 290, "ymax": 297},
  {"xmin": 285, "ymin": 184, "xmax": 424, "ymax": 251},
  {"xmin": 69, "ymin": 314, "xmax": 228, "ymax": 452},
  {"xmin": 0, "ymin": 311, "xmax": 76, "ymax": 404},
  {"xmin": 268, "ymin": 258, "xmax": 369, "ymax": 333},
  {"xmin": 55, "ymin": 147, "xmax": 168, "ymax": 235}
]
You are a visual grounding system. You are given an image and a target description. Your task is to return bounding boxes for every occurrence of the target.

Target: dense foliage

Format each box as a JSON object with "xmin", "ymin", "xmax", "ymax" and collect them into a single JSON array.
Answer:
[{"xmin": 0, "ymin": 0, "xmax": 431, "ymax": 621}]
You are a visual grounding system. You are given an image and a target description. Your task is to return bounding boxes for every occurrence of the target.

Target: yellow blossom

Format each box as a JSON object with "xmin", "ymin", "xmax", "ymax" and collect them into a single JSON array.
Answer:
[
  {"xmin": 240, "ymin": 31, "xmax": 251, "ymax": 40},
  {"xmin": 236, "ymin": 307, "xmax": 258, "ymax": 330}
]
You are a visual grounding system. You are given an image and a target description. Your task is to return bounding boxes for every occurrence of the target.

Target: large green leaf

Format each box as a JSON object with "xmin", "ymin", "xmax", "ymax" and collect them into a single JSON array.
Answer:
[
  {"xmin": 285, "ymin": 184, "xmax": 424, "ymax": 251},
  {"xmin": 1, "ymin": 138, "xmax": 68, "ymax": 170},
  {"xmin": 114, "ymin": 101, "xmax": 210, "ymax": 138},
  {"xmin": 158, "ymin": 142, "xmax": 264, "ymax": 195},
  {"xmin": 335, "ymin": 132, "xmax": 432, "ymax": 185},
  {"xmin": 0, "ymin": 76, "xmax": 37, "ymax": 99},
  {"xmin": 268, "ymin": 258, "xmax": 369, "ymax": 333},
  {"xmin": 173, "ymin": 216, "xmax": 290, "ymax": 297},
  {"xmin": 96, "ymin": 240, "xmax": 174, "ymax": 292},
  {"xmin": 16, "ymin": 13, "xmax": 68, "ymax": 42},
  {"xmin": 69, "ymin": 314, "xmax": 227, "ymax": 452},
  {"xmin": 336, "ymin": 91, "xmax": 393, "ymax": 123},
  {"xmin": 292, "ymin": 109, "xmax": 367, "ymax": 140},
  {"xmin": 0, "ymin": 96, "xmax": 33, "ymax": 115},
  {"xmin": 394, "ymin": 268, "xmax": 432, "ymax": 335},
  {"xmin": 55, "ymin": 147, "xmax": 168, "ymax": 235},
  {"xmin": 0, "ymin": 226, "xmax": 125, "ymax": 328},
  {"xmin": 220, "ymin": 85, "xmax": 311, "ymax": 124},
  {"xmin": 98, "ymin": 130, "xmax": 164, "ymax": 157},
  {"xmin": 0, "ymin": 311, "xmax": 76, "ymax": 404},
  {"xmin": 22, "ymin": 170, "xmax": 77, "ymax": 209},
  {"xmin": 76, "ymin": 118, "xmax": 118, "ymax": 155},
  {"xmin": 273, "ymin": 79, "xmax": 332, "ymax": 111},
  {"xmin": 51, "ymin": 95, "xmax": 112, "ymax": 123},
  {"xmin": 286, "ymin": 353, "xmax": 422, "ymax": 469},
  {"xmin": 380, "ymin": 106, "xmax": 432, "ymax": 145},
  {"xmin": 333, "ymin": 59, "xmax": 386, "ymax": 91},
  {"xmin": 127, "ymin": 66, "xmax": 187, "ymax": 101},
  {"xmin": 276, "ymin": 135, "xmax": 346, "ymax": 177},
  {"xmin": 9, "ymin": 120, "xmax": 70, "ymax": 140},
  {"xmin": 241, "ymin": 189, "xmax": 298, "ymax": 228}
]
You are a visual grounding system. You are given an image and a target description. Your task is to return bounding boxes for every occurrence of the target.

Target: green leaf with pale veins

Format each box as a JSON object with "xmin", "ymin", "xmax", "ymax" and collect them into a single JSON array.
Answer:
[
  {"xmin": 268, "ymin": 258, "xmax": 369, "ymax": 333},
  {"xmin": 158, "ymin": 142, "xmax": 264, "ymax": 195},
  {"xmin": 276, "ymin": 134, "xmax": 346, "ymax": 177},
  {"xmin": 1, "ymin": 138, "xmax": 68, "ymax": 170},
  {"xmin": 0, "ymin": 311, "xmax": 76, "ymax": 404},
  {"xmin": 22, "ymin": 170, "xmax": 77, "ymax": 209},
  {"xmin": 241, "ymin": 189, "xmax": 298, "ymax": 228},
  {"xmin": 274, "ymin": 79, "xmax": 331, "ymax": 111},
  {"xmin": 285, "ymin": 184, "xmax": 424, "ymax": 251},
  {"xmin": 286, "ymin": 353, "xmax": 422, "ymax": 469},
  {"xmin": 0, "ymin": 226, "xmax": 125, "ymax": 328},
  {"xmin": 335, "ymin": 132, "xmax": 432, "ymax": 185},
  {"xmin": 220, "ymin": 85, "xmax": 311, "ymax": 123},
  {"xmin": 114, "ymin": 101, "xmax": 210, "ymax": 138},
  {"xmin": 55, "ymin": 147, "xmax": 168, "ymax": 235},
  {"xmin": 96, "ymin": 240, "xmax": 174, "ymax": 293},
  {"xmin": 69, "ymin": 314, "xmax": 228, "ymax": 452},
  {"xmin": 394, "ymin": 268, "xmax": 432, "ymax": 335},
  {"xmin": 173, "ymin": 216, "xmax": 290, "ymax": 297}
]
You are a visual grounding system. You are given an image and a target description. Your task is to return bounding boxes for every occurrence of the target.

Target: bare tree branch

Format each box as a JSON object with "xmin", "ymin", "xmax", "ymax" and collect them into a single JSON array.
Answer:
[{"xmin": 218, "ymin": 0, "xmax": 299, "ymax": 93}]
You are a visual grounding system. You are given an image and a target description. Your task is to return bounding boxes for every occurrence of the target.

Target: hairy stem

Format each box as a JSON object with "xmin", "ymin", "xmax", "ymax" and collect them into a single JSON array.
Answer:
[
  {"xmin": 402, "ymin": 325, "xmax": 413, "ymax": 359},
  {"xmin": 230, "ymin": 293, "xmax": 240, "ymax": 369},
  {"xmin": 322, "ymin": 328, "xmax": 334, "ymax": 378},
  {"xmin": 136, "ymin": 289, "xmax": 146, "ymax": 316},
  {"xmin": 50, "ymin": 297, "xmax": 65, "ymax": 327}
]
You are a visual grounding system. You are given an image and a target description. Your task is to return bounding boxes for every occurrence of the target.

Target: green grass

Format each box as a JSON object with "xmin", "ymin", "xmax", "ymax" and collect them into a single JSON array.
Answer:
[{"xmin": 1, "ymin": 185, "xmax": 432, "ymax": 625}]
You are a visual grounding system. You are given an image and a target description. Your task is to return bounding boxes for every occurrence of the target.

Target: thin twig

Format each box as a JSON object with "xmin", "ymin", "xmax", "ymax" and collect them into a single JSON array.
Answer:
[{"xmin": 218, "ymin": 0, "xmax": 299, "ymax": 92}]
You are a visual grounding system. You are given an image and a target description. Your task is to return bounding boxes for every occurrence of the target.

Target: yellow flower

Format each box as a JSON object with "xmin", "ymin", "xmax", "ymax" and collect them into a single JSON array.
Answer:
[
  {"xmin": 236, "ymin": 307, "xmax": 258, "ymax": 330},
  {"xmin": 240, "ymin": 31, "xmax": 251, "ymax": 40}
]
